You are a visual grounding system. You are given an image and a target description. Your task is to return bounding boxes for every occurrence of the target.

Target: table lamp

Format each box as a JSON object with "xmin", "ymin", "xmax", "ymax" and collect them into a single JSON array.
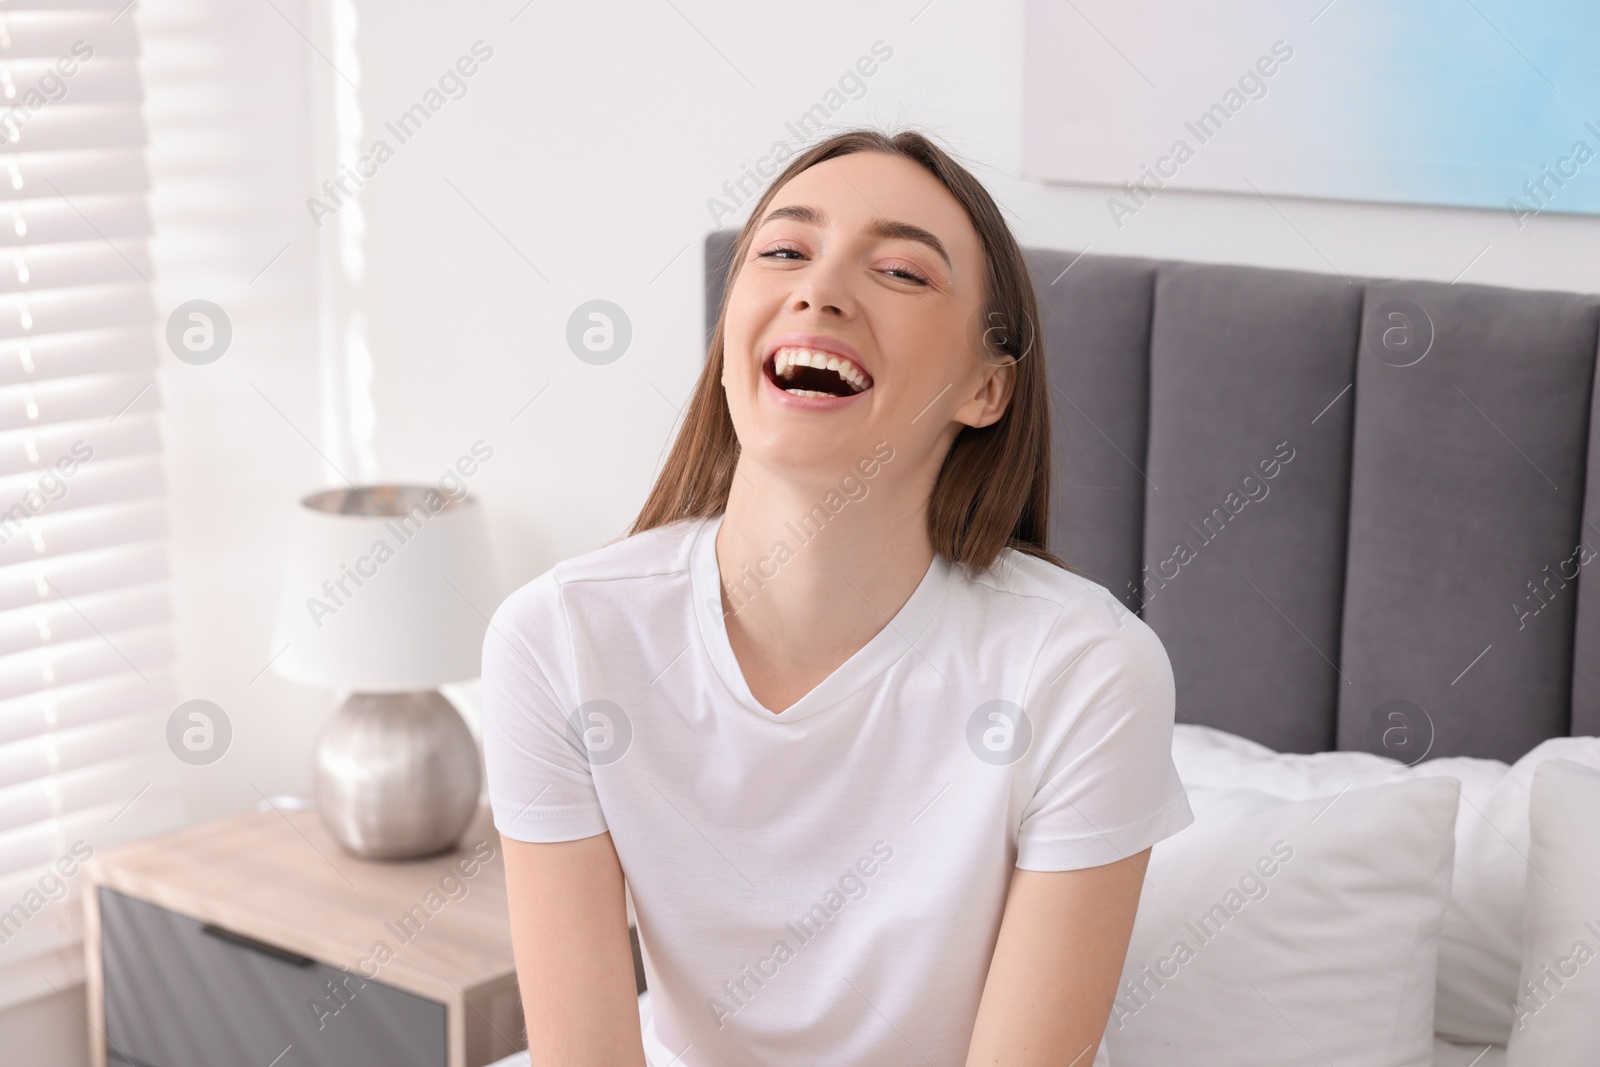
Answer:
[{"xmin": 270, "ymin": 484, "xmax": 499, "ymax": 860}]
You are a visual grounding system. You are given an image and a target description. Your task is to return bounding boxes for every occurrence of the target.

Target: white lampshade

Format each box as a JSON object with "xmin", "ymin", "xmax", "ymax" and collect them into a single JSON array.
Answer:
[{"xmin": 270, "ymin": 485, "xmax": 500, "ymax": 692}]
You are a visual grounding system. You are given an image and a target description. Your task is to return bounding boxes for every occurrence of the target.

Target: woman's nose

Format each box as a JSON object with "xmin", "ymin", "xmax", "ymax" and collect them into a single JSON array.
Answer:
[{"xmin": 788, "ymin": 264, "xmax": 853, "ymax": 317}]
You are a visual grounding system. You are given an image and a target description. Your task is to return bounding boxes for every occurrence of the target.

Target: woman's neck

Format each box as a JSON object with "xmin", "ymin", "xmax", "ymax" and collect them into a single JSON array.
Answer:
[{"xmin": 715, "ymin": 458, "xmax": 938, "ymax": 714}]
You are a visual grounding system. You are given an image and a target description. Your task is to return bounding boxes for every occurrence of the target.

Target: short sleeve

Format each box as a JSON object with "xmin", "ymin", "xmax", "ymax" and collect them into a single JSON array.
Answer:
[
  {"xmin": 1014, "ymin": 603, "xmax": 1194, "ymax": 871},
  {"xmin": 480, "ymin": 573, "xmax": 610, "ymax": 843}
]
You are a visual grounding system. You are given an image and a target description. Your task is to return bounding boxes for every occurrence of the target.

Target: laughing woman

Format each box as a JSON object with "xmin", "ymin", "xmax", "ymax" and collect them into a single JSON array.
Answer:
[{"xmin": 481, "ymin": 128, "xmax": 1193, "ymax": 1067}]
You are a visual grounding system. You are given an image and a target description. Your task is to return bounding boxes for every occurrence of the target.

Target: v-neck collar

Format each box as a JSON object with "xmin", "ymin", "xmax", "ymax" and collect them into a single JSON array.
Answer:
[{"xmin": 689, "ymin": 511, "xmax": 953, "ymax": 723}]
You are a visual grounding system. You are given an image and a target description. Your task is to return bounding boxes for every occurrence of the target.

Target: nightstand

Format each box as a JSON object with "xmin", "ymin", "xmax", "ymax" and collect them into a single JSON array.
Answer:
[{"xmin": 80, "ymin": 805, "xmax": 552, "ymax": 1067}]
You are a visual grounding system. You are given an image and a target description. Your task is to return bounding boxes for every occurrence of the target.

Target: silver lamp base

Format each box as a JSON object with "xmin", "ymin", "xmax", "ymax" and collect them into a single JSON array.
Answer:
[{"xmin": 313, "ymin": 689, "xmax": 482, "ymax": 860}]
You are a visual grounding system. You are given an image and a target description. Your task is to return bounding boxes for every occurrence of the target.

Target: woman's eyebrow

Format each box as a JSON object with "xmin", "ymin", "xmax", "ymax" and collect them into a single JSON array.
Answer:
[
  {"xmin": 868, "ymin": 218, "xmax": 951, "ymax": 269},
  {"xmin": 761, "ymin": 204, "xmax": 824, "ymax": 227},
  {"xmin": 758, "ymin": 204, "xmax": 951, "ymax": 269}
]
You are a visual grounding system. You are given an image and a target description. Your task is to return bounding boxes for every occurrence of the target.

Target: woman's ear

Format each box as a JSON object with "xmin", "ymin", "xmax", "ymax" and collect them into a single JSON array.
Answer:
[{"xmin": 952, "ymin": 358, "xmax": 1016, "ymax": 429}]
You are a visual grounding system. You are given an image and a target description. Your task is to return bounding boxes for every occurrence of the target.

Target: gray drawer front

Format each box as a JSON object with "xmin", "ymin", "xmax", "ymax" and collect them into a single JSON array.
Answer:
[{"xmin": 100, "ymin": 888, "xmax": 446, "ymax": 1067}]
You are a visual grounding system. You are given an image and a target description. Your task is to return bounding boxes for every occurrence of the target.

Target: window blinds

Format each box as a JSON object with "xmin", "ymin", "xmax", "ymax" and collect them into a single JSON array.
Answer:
[{"xmin": 0, "ymin": 0, "xmax": 184, "ymax": 1012}]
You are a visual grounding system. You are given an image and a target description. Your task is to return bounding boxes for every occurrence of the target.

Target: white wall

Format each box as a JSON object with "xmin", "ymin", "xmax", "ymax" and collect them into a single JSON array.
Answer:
[{"xmin": 9, "ymin": 0, "xmax": 1598, "ymax": 1059}]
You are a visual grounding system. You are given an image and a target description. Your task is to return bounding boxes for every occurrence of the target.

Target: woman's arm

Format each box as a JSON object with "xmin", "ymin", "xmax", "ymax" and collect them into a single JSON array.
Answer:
[
  {"xmin": 502, "ymin": 831, "xmax": 647, "ymax": 1066},
  {"xmin": 965, "ymin": 847, "xmax": 1151, "ymax": 1066}
]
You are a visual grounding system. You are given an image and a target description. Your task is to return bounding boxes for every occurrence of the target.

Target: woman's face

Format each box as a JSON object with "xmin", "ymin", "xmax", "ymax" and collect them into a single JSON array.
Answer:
[{"xmin": 721, "ymin": 151, "xmax": 1013, "ymax": 489}]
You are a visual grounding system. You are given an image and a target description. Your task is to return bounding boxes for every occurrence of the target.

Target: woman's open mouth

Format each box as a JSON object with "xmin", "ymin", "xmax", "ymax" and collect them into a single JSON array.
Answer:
[{"xmin": 763, "ymin": 346, "xmax": 874, "ymax": 399}]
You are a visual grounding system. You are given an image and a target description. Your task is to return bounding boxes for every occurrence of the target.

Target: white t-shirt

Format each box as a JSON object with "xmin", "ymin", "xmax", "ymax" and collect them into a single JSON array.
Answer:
[{"xmin": 481, "ymin": 512, "xmax": 1193, "ymax": 1067}]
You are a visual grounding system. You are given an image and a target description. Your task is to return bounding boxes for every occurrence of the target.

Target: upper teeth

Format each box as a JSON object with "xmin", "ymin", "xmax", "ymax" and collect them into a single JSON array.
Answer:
[{"xmin": 772, "ymin": 347, "xmax": 870, "ymax": 393}]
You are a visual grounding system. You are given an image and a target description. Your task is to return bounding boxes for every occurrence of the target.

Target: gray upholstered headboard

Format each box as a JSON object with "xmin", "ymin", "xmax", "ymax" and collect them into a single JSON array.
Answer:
[{"xmin": 704, "ymin": 232, "xmax": 1600, "ymax": 764}]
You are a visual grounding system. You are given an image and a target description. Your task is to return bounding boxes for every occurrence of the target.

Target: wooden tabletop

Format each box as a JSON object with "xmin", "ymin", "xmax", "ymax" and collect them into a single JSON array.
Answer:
[{"xmin": 85, "ymin": 803, "xmax": 516, "ymax": 1005}]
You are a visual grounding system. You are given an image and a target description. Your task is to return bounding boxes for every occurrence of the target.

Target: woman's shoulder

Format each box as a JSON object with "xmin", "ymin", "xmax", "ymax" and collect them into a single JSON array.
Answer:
[
  {"xmin": 965, "ymin": 546, "xmax": 1133, "ymax": 618},
  {"xmin": 490, "ymin": 516, "xmax": 705, "ymax": 627},
  {"xmin": 552, "ymin": 516, "xmax": 704, "ymax": 585},
  {"xmin": 961, "ymin": 546, "xmax": 1167, "ymax": 672}
]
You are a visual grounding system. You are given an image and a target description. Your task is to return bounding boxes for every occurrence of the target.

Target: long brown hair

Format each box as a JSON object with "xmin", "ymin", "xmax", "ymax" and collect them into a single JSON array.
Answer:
[{"xmin": 630, "ymin": 127, "xmax": 1064, "ymax": 575}]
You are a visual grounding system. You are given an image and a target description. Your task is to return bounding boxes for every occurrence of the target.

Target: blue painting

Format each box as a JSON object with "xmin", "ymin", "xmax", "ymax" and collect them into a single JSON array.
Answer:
[{"xmin": 1022, "ymin": 0, "xmax": 1600, "ymax": 226}]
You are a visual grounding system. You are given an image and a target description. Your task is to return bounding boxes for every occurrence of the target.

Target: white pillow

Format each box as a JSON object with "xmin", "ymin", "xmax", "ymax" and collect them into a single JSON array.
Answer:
[
  {"xmin": 1505, "ymin": 759, "xmax": 1600, "ymax": 1065},
  {"xmin": 1171, "ymin": 723, "xmax": 1401, "ymax": 797},
  {"xmin": 1104, "ymin": 776, "xmax": 1458, "ymax": 1067},
  {"xmin": 1172, "ymin": 725, "xmax": 1600, "ymax": 1045}
]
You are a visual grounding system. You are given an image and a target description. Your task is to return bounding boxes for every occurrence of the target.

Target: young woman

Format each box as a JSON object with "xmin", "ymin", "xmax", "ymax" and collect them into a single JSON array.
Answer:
[{"xmin": 482, "ymin": 128, "xmax": 1193, "ymax": 1067}]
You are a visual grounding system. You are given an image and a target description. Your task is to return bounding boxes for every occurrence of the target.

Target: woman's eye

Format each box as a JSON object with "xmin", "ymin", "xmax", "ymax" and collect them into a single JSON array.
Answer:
[
  {"xmin": 753, "ymin": 247, "xmax": 927, "ymax": 285},
  {"xmin": 883, "ymin": 264, "xmax": 929, "ymax": 285}
]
